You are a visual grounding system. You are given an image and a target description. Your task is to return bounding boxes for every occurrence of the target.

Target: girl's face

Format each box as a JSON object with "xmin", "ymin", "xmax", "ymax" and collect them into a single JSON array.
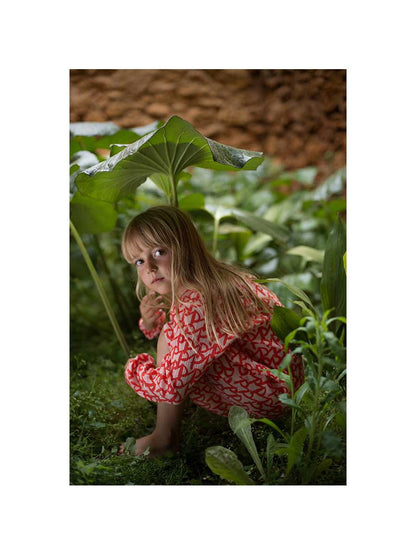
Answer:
[{"xmin": 134, "ymin": 245, "xmax": 172, "ymax": 295}]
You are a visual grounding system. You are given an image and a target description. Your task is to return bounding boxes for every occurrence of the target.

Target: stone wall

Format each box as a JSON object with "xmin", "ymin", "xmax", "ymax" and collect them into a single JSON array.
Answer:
[{"xmin": 70, "ymin": 69, "xmax": 346, "ymax": 181}]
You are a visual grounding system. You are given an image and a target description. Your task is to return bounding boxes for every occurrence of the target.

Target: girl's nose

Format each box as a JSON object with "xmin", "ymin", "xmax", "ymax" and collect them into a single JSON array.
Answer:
[{"xmin": 146, "ymin": 259, "xmax": 157, "ymax": 272}]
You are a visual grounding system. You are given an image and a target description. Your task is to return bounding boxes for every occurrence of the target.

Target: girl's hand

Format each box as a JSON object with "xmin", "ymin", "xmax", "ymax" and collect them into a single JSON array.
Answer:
[{"xmin": 140, "ymin": 292, "xmax": 166, "ymax": 330}]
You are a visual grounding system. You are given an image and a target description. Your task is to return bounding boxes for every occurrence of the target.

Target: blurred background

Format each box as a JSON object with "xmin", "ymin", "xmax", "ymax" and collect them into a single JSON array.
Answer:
[{"xmin": 70, "ymin": 69, "xmax": 346, "ymax": 182}]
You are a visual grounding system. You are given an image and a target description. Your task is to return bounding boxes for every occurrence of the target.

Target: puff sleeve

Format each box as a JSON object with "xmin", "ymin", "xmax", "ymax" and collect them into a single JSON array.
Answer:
[{"xmin": 138, "ymin": 310, "xmax": 166, "ymax": 340}]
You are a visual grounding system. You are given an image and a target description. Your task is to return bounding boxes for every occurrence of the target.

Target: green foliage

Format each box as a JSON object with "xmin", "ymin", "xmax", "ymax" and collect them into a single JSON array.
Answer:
[
  {"xmin": 70, "ymin": 116, "xmax": 346, "ymax": 485},
  {"xmin": 204, "ymin": 307, "xmax": 346, "ymax": 485},
  {"xmin": 204, "ymin": 226, "xmax": 347, "ymax": 485}
]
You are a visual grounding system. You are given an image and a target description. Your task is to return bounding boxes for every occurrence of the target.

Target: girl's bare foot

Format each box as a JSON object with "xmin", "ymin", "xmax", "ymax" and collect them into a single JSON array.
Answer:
[
  {"xmin": 119, "ymin": 400, "xmax": 184, "ymax": 458},
  {"xmin": 119, "ymin": 432, "xmax": 179, "ymax": 458}
]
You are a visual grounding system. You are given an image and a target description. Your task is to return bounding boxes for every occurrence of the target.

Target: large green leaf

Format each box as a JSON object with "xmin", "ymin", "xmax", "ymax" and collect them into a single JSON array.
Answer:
[
  {"xmin": 258, "ymin": 278, "xmax": 314, "ymax": 309},
  {"xmin": 285, "ymin": 426, "xmax": 309, "ymax": 475},
  {"xmin": 70, "ymin": 121, "xmax": 163, "ymax": 159},
  {"xmin": 228, "ymin": 406, "xmax": 266, "ymax": 480},
  {"xmin": 70, "ymin": 150, "xmax": 100, "ymax": 195},
  {"xmin": 75, "ymin": 115, "xmax": 264, "ymax": 204},
  {"xmin": 321, "ymin": 215, "xmax": 346, "ymax": 317},
  {"xmin": 205, "ymin": 446, "xmax": 255, "ymax": 485},
  {"xmin": 230, "ymin": 208, "xmax": 289, "ymax": 246},
  {"xmin": 286, "ymin": 245, "xmax": 324, "ymax": 264},
  {"xmin": 271, "ymin": 305, "xmax": 302, "ymax": 341},
  {"xmin": 203, "ymin": 203, "xmax": 290, "ymax": 247},
  {"xmin": 70, "ymin": 192, "xmax": 118, "ymax": 234}
]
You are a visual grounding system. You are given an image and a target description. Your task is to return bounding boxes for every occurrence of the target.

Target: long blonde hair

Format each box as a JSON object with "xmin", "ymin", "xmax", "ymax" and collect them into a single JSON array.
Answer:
[{"xmin": 122, "ymin": 205, "xmax": 271, "ymax": 342}]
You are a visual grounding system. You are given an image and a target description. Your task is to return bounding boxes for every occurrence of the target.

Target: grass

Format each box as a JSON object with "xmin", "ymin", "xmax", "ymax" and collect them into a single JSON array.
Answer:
[
  {"xmin": 70, "ymin": 325, "xmax": 259, "ymax": 486},
  {"xmin": 70, "ymin": 311, "xmax": 346, "ymax": 486},
  {"xmin": 70, "ymin": 347, "xmax": 345, "ymax": 485}
]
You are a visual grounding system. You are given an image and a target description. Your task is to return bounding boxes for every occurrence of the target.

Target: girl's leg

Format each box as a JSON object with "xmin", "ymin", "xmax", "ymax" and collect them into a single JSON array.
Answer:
[
  {"xmin": 122, "ymin": 330, "xmax": 186, "ymax": 457},
  {"xmin": 131, "ymin": 400, "xmax": 185, "ymax": 457}
]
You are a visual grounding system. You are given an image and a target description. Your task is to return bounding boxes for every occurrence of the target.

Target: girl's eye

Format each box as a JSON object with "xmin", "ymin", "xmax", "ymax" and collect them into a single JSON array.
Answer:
[
  {"xmin": 154, "ymin": 249, "xmax": 165, "ymax": 257},
  {"xmin": 135, "ymin": 259, "xmax": 144, "ymax": 267}
]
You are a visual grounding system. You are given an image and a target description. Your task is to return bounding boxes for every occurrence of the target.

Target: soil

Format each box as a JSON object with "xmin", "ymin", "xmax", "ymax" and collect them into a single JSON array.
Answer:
[{"xmin": 70, "ymin": 69, "xmax": 346, "ymax": 182}]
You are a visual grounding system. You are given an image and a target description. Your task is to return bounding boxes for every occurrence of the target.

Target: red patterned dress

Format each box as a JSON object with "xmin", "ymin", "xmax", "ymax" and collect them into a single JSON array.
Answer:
[{"xmin": 125, "ymin": 283, "xmax": 304, "ymax": 419}]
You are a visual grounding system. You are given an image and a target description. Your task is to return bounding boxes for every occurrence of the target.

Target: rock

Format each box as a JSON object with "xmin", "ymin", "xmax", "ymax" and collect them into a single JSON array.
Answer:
[
  {"xmin": 70, "ymin": 69, "xmax": 346, "ymax": 178},
  {"xmin": 147, "ymin": 103, "xmax": 170, "ymax": 118}
]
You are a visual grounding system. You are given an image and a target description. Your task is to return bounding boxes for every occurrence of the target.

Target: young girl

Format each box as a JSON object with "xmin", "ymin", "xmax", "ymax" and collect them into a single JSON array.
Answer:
[{"xmin": 121, "ymin": 205, "xmax": 304, "ymax": 457}]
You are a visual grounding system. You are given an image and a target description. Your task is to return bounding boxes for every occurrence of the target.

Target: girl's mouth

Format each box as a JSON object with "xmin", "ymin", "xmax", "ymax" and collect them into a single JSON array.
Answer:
[{"xmin": 152, "ymin": 277, "xmax": 164, "ymax": 284}]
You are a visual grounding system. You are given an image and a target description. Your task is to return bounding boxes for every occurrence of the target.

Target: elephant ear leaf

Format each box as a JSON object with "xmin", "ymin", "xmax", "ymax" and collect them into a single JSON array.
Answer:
[
  {"xmin": 70, "ymin": 192, "xmax": 118, "ymax": 234},
  {"xmin": 74, "ymin": 115, "xmax": 264, "ymax": 203},
  {"xmin": 203, "ymin": 137, "xmax": 263, "ymax": 171}
]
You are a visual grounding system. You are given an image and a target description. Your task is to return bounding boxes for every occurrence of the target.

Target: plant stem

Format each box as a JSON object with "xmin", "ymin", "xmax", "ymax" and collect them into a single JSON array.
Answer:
[
  {"xmin": 70, "ymin": 219, "xmax": 130, "ymax": 357},
  {"xmin": 92, "ymin": 234, "xmax": 131, "ymax": 331},
  {"xmin": 306, "ymin": 319, "xmax": 324, "ymax": 459},
  {"xmin": 169, "ymin": 171, "xmax": 178, "ymax": 207},
  {"xmin": 288, "ymin": 364, "xmax": 295, "ymax": 437}
]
